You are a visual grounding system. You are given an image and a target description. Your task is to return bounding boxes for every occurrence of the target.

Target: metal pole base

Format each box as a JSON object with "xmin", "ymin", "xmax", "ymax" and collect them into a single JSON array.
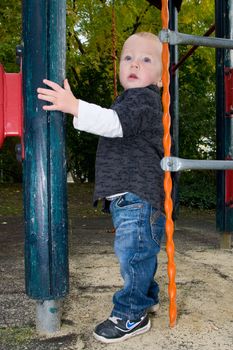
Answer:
[
  {"xmin": 220, "ymin": 233, "xmax": 232, "ymax": 249},
  {"xmin": 36, "ymin": 300, "xmax": 62, "ymax": 334}
]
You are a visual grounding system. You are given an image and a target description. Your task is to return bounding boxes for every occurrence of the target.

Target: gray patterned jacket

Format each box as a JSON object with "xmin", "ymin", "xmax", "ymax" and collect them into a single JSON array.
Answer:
[{"xmin": 94, "ymin": 84, "xmax": 164, "ymax": 211}]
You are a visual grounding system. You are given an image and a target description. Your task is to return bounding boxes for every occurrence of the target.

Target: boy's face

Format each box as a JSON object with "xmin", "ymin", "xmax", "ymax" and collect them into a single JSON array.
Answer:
[{"xmin": 119, "ymin": 35, "xmax": 162, "ymax": 90}]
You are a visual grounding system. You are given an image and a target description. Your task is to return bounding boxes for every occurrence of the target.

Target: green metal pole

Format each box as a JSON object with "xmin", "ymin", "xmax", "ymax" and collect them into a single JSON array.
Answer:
[
  {"xmin": 215, "ymin": 0, "xmax": 226, "ymax": 233},
  {"xmin": 216, "ymin": 0, "xmax": 232, "ymax": 248},
  {"xmin": 222, "ymin": 0, "xmax": 233, "ymax": 248},
  {"xmin": 169, "ymin": 0, "xmax": 179, "ymax": 220},
  {"xmin": 22, "ymin": 0, "xmax": 68, "ymax": 332}
]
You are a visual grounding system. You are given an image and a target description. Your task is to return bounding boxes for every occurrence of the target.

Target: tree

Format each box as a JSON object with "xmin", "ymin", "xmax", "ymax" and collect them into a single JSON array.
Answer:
[
  {"xmin": 0, "ymin": 0, "xmax": 217, "ymax": 195},
  {"xmin": 65, "ymin": 0, "xmax": 161, "ymax": 181},
  {"xmin": 0, "ymin": 0, "xmax": 22, "ymax": 72},
  {"xmin": 178, "ymin": 0, "xmax": 216, "ymax": 159}
]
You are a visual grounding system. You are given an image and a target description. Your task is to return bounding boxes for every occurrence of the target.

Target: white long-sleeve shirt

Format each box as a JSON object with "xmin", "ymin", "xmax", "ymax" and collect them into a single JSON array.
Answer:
[
  {"xmin": 73, "ymin": 100, "xmax": 126, "ymax": 200},
  {"xmin": 73, "ymin": 100, "xmax": 123, "ymax": 138}
]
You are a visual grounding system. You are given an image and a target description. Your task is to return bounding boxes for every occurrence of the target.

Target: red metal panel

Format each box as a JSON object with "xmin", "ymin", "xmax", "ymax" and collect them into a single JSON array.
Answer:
[
  {"xmin": 225, "ymin": 167, "xmax": 233, "ymax": 207},
  {"xmin": 0, "ymin": 64, "xmax": 23, "ymax": 149},
  {"xmin": 0, "ymin": 65, "xmax": 4, "ymax": 148},
  {"xmin": 224, "ymin": 69, "xmax": 233, "ymax": 205},
  {"xmin": 224, "ymin": 67, "xmax": 233, "ymax": 115},
  {"xmin": 5, "ymin": 72, "xmax": 23, "ymax": 137}
]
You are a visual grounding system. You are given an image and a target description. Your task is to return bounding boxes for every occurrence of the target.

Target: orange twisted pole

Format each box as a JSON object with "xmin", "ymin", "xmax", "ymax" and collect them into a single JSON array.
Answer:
[{"xmin": 161, "ymin": 0, "xmax": 177, "ymax": 327}]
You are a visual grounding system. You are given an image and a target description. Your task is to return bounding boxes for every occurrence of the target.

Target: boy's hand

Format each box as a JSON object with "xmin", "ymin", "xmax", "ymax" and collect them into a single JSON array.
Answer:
[{"xmin": 37, "ymin": 79, "xmax": 79, "ymax": 115}]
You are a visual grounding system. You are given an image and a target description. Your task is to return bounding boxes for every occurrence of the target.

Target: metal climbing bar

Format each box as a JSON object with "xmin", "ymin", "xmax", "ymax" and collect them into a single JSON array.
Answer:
[
  {"xmin": 161, "ymin": 157, "xmax": 233, "ymax": 172},
  {"xmin": 159, "ymin": 29, "xmax": 233, "ymax": 49},
  {"xmin": 172, "ymin": 24, "xmax": 216, "ymax": 72},
  {"xmin": 161, "ymin": 0, "xmax": 177, "ymax": 328}
]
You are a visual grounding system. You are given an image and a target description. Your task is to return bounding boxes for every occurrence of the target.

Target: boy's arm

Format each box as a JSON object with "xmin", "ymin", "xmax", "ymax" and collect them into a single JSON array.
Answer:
[
  {"xmin": 37, "ymin": 79, "xmax": 123, "ymax": 138},
  {"xmin": 74, "ymin": 100, "xmax": 123, "ymax": 137}
]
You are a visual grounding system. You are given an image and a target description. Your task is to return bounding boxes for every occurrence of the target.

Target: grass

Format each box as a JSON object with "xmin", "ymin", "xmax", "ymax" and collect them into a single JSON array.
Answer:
[
  {"xmin": 0, "ymin": 183, "xmax": 23, "ymax": 216},
  {"xmin": 67, "ymin": 182, "xmax": 106, "ymax": 218},
  {"xmin": 0, "ymin": 182, "xmax": 215, "ymax": 219},
  {"xmin": 0, "ymin": 326, "xmax": 35, "ymax": 347},
  {"xmin": 0, "ymin": 182, "xmax": 105, "ymax": 218}
]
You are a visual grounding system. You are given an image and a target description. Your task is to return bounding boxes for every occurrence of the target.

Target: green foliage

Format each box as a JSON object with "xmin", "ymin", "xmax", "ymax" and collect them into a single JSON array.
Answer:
[
  {"xmin": 179, "ymin": 170, "xmax": 216, "ymax": 209},
  {"xmin": 176, "ymin": 1, "xmax": 216, "ymax": 208},
  {"xmin": 178, "ymin": 1, "xmax": 216, "ymax": 161},
  {"xmin": 0, "ymin": 139, "xmax": 22, "ymax": 183},
  {"xmin": 65, "ymin": 0, "xmax": 161, "ymax": 182},
  {"xmin": 66, "ymin": 119, "xmax": 98, "ymax": 183},
  {"xmin": 0, "ymin": 0, "xmax": 22, "ymax": 72},
  {"xmin": 0, "ymin": 0, "xmax": 219, "ymax": 209},
  {"xmin": 63, "ymin": 1, "xmax": 217, "ymax": 190}
]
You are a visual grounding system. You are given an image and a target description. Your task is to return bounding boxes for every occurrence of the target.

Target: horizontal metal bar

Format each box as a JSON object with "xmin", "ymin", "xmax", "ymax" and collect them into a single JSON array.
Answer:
[
  {"xmin": 159, "ymin": 29, "xmax": 233, "ymax": 49},
  {"xmin": 161, "ymin": 157, "xmax": 233, "ymax": 172},
  {"xmin": 172, "ymin": 24, "xmax": 216, "ymax": 72}
]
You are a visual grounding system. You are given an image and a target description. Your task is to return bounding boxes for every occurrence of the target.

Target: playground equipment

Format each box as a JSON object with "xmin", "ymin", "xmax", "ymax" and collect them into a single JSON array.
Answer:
[
  {"xmin": 1, "ymin": 0, "xmax": 233, "ymax": 335},
  {"xmin": 0, "ymin": 2, "xmax": 68, "ymax": 333},
  {"xmin": 22, "ymin": 0, "xmax": 68, "ymax": 333},
  {"xmin": 160, "ymin": 0, "xmax": 233, "ymax": 327},
  {"xmin": 0, "ymin": 61, "xmax": 23, "ymax": 151}
]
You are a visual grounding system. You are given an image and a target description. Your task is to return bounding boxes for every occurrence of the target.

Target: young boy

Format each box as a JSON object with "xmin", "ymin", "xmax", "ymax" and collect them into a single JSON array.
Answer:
[{"xmin": 37, "ymin": 32, "xmax": 165, "ymax": 343}]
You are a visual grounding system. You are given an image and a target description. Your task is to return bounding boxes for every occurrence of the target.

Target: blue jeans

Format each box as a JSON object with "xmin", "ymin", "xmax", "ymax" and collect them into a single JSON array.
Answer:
[{"xmin": 109, "ymin": 192, "xmax": 165, "ymax": 321}]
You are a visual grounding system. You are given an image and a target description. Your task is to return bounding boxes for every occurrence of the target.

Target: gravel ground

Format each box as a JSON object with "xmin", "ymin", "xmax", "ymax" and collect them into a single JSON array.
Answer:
[{"xmin": 0, "ymin": 212, "xmax": 233, "ymax": 350}]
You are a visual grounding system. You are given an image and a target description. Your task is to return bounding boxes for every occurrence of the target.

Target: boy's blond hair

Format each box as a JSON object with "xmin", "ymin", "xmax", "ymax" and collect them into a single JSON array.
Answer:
[
  {"xmin": 134, "ymin": 31, "xmax": 160, "ymax": 41},
  {"xmin": 133, "ymin": 32, "xmax": 162, "ymax": 50},
  {"xmin": 121, "ymin": 32, "xmax": 162, "ymax": 55}
]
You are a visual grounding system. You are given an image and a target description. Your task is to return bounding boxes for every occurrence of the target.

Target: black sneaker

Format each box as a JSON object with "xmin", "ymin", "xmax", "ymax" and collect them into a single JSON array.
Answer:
[{"xmin": 93, "ymin": 314, "xmax": 151, "ymax": 343}]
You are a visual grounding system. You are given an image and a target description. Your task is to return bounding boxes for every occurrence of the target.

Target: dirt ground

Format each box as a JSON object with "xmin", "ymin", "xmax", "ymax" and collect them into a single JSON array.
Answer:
[{"xmin": 0, "ymin": 211, "xmax": 233, "ymax": 350}]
